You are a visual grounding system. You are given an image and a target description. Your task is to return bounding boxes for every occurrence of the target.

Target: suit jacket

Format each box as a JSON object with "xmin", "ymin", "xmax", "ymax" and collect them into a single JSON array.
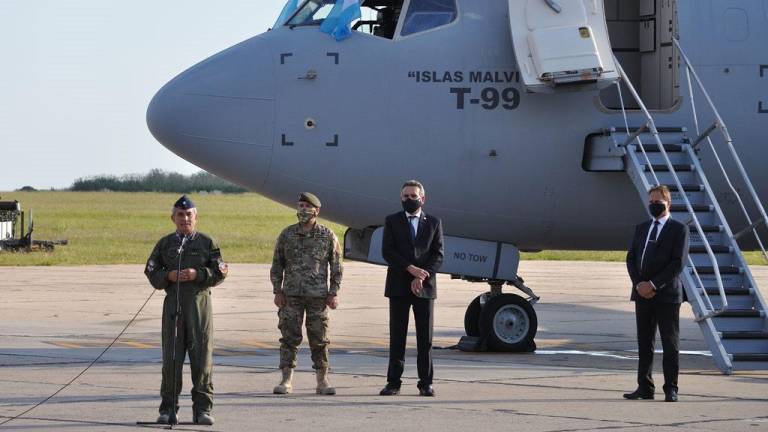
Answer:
[
  {"xmin": 626, "ymin": 218, "xmax": 690, "ymax": 303},
  {"xmin": 382, "ymin": 210, "xmax": 444, "ymax": 298}
]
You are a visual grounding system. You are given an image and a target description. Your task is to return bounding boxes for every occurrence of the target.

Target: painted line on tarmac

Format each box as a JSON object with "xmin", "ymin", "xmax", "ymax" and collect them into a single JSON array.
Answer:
[
  {"xmin": 240, "ymin": 340, "xmax": 273, "ymax": 349},
  {"xmin": 46, "ymin": 341, "xmax": 82, "ymax": 349},
  {"xmin": 121, "ymin": 341, "xmax": 155, "ymax": 349}
]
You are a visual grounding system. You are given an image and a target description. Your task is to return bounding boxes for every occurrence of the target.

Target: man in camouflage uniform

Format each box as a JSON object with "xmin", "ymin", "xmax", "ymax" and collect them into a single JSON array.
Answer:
[
  {"xmin": 145, "ymin": 195, "xmax": 227, "ymax": 425},
  {"xmin": 270, "ymin": 192, "xmax": 343, "ymax": 395}
]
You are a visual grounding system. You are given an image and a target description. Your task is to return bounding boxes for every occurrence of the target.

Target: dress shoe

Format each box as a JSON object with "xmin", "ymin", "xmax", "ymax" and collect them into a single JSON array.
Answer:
[
  {"xmin": 379, "ymin": 384, "xmax": 400, "ymax": 396},
  {"xmin": 156, "ymin": 412, "xmax": 170, "ymax": 424},
  {"xmin": 664, "ymin": 390, "xmax": 678, "ymax": 402},
  {"xmin": 193, "ymin": 412, "xmax": 215, "ymax": 425},
  {"xmin": 622, "ymin": 389, "xmax": 654, "ymax": 400},
  {"xmin": 418, "ymin": 385, "xmax": 435, "ymax": 397}
]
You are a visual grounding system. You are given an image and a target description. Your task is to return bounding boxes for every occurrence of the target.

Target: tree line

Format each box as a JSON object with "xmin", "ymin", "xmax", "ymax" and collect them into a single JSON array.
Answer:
[{"xmin": 70, "ymin": 169, "xmax": 248, "ymax": 193}]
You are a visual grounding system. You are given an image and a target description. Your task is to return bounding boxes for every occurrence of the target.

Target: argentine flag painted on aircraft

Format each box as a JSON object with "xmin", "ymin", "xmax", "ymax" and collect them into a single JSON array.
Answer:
[
  {"xmin": 274, "ymin": 0, "xmax": 299, "ymax": 27},
  {"xmin": 320, "ymin": 0, "xmax": 361, "ymax": 41}
]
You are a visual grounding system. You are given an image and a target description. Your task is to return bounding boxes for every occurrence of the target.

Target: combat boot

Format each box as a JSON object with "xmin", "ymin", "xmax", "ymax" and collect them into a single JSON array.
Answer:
[
  {"xmin": 316, "ymin": 368, "xmax": 336, "ymax": 395},
  {"xmin": 273, "ymin": 367, "xmax": 293, "ymax": 394},
  {"xmin": 193, "ymin": 412, "xmax": 215, "ymax": 426}
]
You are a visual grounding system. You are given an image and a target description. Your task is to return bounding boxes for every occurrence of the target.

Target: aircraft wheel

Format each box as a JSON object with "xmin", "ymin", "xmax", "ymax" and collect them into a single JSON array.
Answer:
[
  {"xmin": 480, "ymin": 294, "xmax": 537, "ymax": 352},
  {"xmin": 463, "ymin": 295, "xmax": 482, "ymax": 337}
]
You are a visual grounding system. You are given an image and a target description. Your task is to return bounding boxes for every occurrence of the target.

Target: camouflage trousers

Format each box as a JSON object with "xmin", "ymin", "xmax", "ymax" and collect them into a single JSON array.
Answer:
[{"xmin": 278, "ymin": 296, "xmax": 330, "ymax": 370}]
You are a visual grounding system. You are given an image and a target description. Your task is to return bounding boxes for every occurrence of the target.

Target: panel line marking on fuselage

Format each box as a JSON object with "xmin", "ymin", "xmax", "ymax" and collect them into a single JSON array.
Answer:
[
  {"xmin": 759, "ymin": 65, "xmax": 768, "ymax": 114},
  {"xmin": 180, "ymin": 133, "xmax": 272, "ymax": 148},
  {"xmin": 281, "ymin": 134, "xmax": 294, "ymax": 146},
  {"xmin": 280, "ymin": 53, "xmax": 293, "ymax": 65},
  {"xmin": 492, "ymin": 242, "xmax": 502, "ymax": 279},
  {"xmin": 181, "ymin": 93, "xmax": 275, "ymax": 101},
  {"xmin": 326, "ymin": 52, "xmax": 339, "ymax": 65},
  {"xmin": 326, "ymin": 134, "xmax": 339, "ymax": 147}
]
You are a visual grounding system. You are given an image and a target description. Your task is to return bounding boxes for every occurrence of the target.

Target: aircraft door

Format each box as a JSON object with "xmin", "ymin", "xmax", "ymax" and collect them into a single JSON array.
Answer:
[{"xmin": 507, "ymin": 0, "xmax": 619, "ymax": 93}]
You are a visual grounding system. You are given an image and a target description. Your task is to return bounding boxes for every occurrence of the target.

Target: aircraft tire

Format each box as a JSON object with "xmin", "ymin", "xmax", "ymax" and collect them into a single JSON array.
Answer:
[
  {"xmin": 463, "ymin": 295, "xmax": 483, "ymax": 337},
  {"xmin": 479, "ymin": 294, "xmax": 537, "ymax": 352}
]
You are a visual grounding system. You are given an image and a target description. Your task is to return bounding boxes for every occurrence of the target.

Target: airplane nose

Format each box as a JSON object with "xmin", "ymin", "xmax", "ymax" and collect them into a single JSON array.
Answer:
[{"xmin": 147, "ymin": 37, "xmax": 276, "ymax": 189}]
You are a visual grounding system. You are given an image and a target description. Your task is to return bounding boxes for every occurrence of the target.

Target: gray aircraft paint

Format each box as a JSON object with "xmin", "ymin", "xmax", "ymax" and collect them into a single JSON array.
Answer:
[{"xmin": 147, "ymin": 0, "xmax": 768, "ymax": 252}]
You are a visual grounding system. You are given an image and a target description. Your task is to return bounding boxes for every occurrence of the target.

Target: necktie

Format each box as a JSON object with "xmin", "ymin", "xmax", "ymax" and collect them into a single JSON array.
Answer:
[
  {"xmin": 641, "ymin": 221, "xmax": 660, "ymax": 269},
  {"xmin": 408, "ymin": 216, "xmax": 417, "ymax": 241}
]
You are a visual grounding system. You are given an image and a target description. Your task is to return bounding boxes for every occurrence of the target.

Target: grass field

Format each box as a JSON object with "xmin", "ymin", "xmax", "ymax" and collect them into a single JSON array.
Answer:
[
  {"xmin": 0, "ymin": 192, "xmax": 342, "ymax": 266},
  {"xmin": 0, "ymin": 192, "xmax": 765, "ymax": 266}
]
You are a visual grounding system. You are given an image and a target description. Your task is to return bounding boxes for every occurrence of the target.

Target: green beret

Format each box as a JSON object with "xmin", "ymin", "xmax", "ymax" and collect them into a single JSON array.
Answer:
[{"xmin": 298, "ymin": 192, "xmax": 321, "ymax": 208}]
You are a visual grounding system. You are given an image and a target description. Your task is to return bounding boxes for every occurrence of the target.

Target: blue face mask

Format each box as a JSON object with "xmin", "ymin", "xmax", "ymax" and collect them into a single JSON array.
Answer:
[{"xmin": 649, "ymin": 202, "xmax": 666, "ymax": 218}]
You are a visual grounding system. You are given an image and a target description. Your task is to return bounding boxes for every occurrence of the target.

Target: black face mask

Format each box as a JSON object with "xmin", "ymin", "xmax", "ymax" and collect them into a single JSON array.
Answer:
[
  {"xmin": 649, "ymin": 202, "xmax": 667, "ymax": 218},
  {"xmin": 402, "ymin": 198, "xmax": 422, "ymax": 213}
]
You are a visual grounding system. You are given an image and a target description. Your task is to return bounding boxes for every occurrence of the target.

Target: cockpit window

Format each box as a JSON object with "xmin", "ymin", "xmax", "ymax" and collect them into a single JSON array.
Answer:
[
  {"xmin": 286, "ymin": 0, "xmax": 336, "ymax": 27},
  {"xmin": 401, "ymin": 0, "xmax": 457, "ymax": 36},
  {"xmin": 354, "ymin": 0, "xmax": 404, "ymax": 39},
  {"xmin": 285, "ymin": 0, "xmax": 406, "ymax": 40}
]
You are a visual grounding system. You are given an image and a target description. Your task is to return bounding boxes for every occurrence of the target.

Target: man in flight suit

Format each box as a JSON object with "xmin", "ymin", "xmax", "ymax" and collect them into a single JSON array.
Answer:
[{"xmin": 145, "ymin": 195, "xmax": 227, "ymax": 425}]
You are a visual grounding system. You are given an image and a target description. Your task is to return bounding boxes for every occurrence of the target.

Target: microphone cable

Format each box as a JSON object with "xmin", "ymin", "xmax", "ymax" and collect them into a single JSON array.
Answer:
[{"xmin": 0, "ymin": 287, "xmax": 159, "ymax": 427}]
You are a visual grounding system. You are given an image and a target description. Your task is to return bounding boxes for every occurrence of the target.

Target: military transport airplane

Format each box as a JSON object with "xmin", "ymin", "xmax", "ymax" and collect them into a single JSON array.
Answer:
[{"xmin": 147, "ymin": 0, "xmax": 768, "ymax": 373}]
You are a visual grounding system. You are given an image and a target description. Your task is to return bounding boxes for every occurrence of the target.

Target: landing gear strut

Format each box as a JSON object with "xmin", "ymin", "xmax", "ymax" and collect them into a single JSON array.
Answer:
[{"xmin": 458, "ymin": 276, "xmax": 539, "ymax": 352}]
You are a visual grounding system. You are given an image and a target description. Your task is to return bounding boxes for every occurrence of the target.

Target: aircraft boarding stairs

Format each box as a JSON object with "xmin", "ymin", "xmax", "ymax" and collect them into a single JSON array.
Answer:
[
  {"xmin": 615, "ymin": 128, "xmax": 768, "ymax": 373},
  {"xmin": 607, "ymin": 43, "xmax": 768, "ymax": 374}
]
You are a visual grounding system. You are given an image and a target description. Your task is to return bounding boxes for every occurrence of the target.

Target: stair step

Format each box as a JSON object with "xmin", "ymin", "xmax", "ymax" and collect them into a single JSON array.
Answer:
[
  {"xmin": 710, "ymin": 295, "xmax": 756, "ymax": 310},
  {"xmin": 694, "ymin": 266, "xmax": 742, "ymax": 275},
  {"xmin": 695, "ymin": 273, "xmax": 747, "ymax": 290},
  {"xmin": 644, "ymin": 164, "xmax": 693, "ymax": 172},
  {"xmin": 689, "ymin": 245, "xmax": 731, "ymax": 254},
  {"xmin": 611, "ymin": 126, "xmax": 688, "ymax": 132},
  {"xmin": 666, "ymin": 184, "xmax": 703, "ymax": 192},
  {"xmin": 704, "ymin": 287, "xmax": 752, "ymax": 296},
  {"xmin": 722, "ymin": 337, "xmax": 768, "ymax": 354},
  {"xmin": 712, "ymin": 315, "xmax": 765, "ymax": 331},
  {"xmin": 732, "ymin": 353, "xmax": 768, "ymax": 362},
  {"xmin": 615, "ymin": 127, "xmax": 687, "ymax": 134},
  {"xmin": 635, "ymin": 144, "xmax": 684, "ymax": 153},
  {"xmin": 731, "ymin": 361, "xmax": 768, "ymax": 370},
  {"xmin": 671, "ymin": 204, "xmax": 712, "ymax": 212},
  {"xmin": 650, "ymin": 171, "xmax": 700, "ymax": 186},
  {"xmin": 689, "ymin": 228, "xmax": 725, "ymax": 248},
  {"xmin": 690, "ymin": 225, "xmax": 721, "ymax": 233},
  {"xmin": 721, "ymin": 331, "xmax": 768, "ymax": 339},
  {"xmin": 718, "ymin": 309, "xmax": 763, "ymax": 318}
]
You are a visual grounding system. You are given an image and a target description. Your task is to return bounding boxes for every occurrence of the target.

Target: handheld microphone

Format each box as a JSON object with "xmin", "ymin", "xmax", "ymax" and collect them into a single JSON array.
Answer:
[{"xmin": 177, "ymin": 235, "xmax": 188, "ymax": 254}]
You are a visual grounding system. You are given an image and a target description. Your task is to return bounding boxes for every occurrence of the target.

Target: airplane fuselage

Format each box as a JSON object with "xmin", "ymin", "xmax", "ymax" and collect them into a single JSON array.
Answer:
[{"xmin": 147, "ymin": 0, "xmax": 768, "ymax": 251}]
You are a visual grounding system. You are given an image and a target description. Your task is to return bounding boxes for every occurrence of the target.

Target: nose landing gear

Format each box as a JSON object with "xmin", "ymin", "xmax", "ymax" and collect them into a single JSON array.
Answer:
[{"xmin": 459, "ymin": 276, "xmax": 539, "ymax": 352}]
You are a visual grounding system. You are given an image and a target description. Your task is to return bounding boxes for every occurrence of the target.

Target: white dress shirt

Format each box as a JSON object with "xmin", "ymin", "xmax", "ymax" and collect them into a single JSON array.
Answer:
[
  {"xmin": 406, "ymin": 210, "xmax": 422, "ymax": 238},
  {"xmin": 644, "ymin": 214, "xmax": 670, "ymax": 246}
]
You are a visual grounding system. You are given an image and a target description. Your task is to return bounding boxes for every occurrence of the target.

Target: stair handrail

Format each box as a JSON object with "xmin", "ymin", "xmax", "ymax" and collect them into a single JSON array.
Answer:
[
  {"xmin": 674, "ymin": 38, "xmax": 768, "ymax": 263},
  {"xmin": 613, "ymin": 56, "xmax": 727, "ymax": 320},
  {"xmin": 688, "ymin": 255, "xmax": 717, "ymax": 314}
]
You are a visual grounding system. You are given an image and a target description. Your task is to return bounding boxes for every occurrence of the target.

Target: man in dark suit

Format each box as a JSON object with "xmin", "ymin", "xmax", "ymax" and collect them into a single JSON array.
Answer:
[
  {"xmin": 624, "ymin": 185, "xmax": 690, "ymax": 402},
  {"xmin": 379, "ymin": 180, "xmax": 444, "ymax": 397}
]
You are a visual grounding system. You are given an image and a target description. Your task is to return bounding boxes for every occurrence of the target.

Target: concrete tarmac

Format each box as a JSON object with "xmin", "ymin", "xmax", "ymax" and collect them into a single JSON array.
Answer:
[{"xmin": 1, "ymin": 261, "xmax": 767, "ymax": 431}]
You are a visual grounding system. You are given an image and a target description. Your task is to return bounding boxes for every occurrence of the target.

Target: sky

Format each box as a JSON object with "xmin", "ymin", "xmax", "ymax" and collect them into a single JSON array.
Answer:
[{"xmin": 0, "ymin": 0, "xmax": 286, "ymax": 191}]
